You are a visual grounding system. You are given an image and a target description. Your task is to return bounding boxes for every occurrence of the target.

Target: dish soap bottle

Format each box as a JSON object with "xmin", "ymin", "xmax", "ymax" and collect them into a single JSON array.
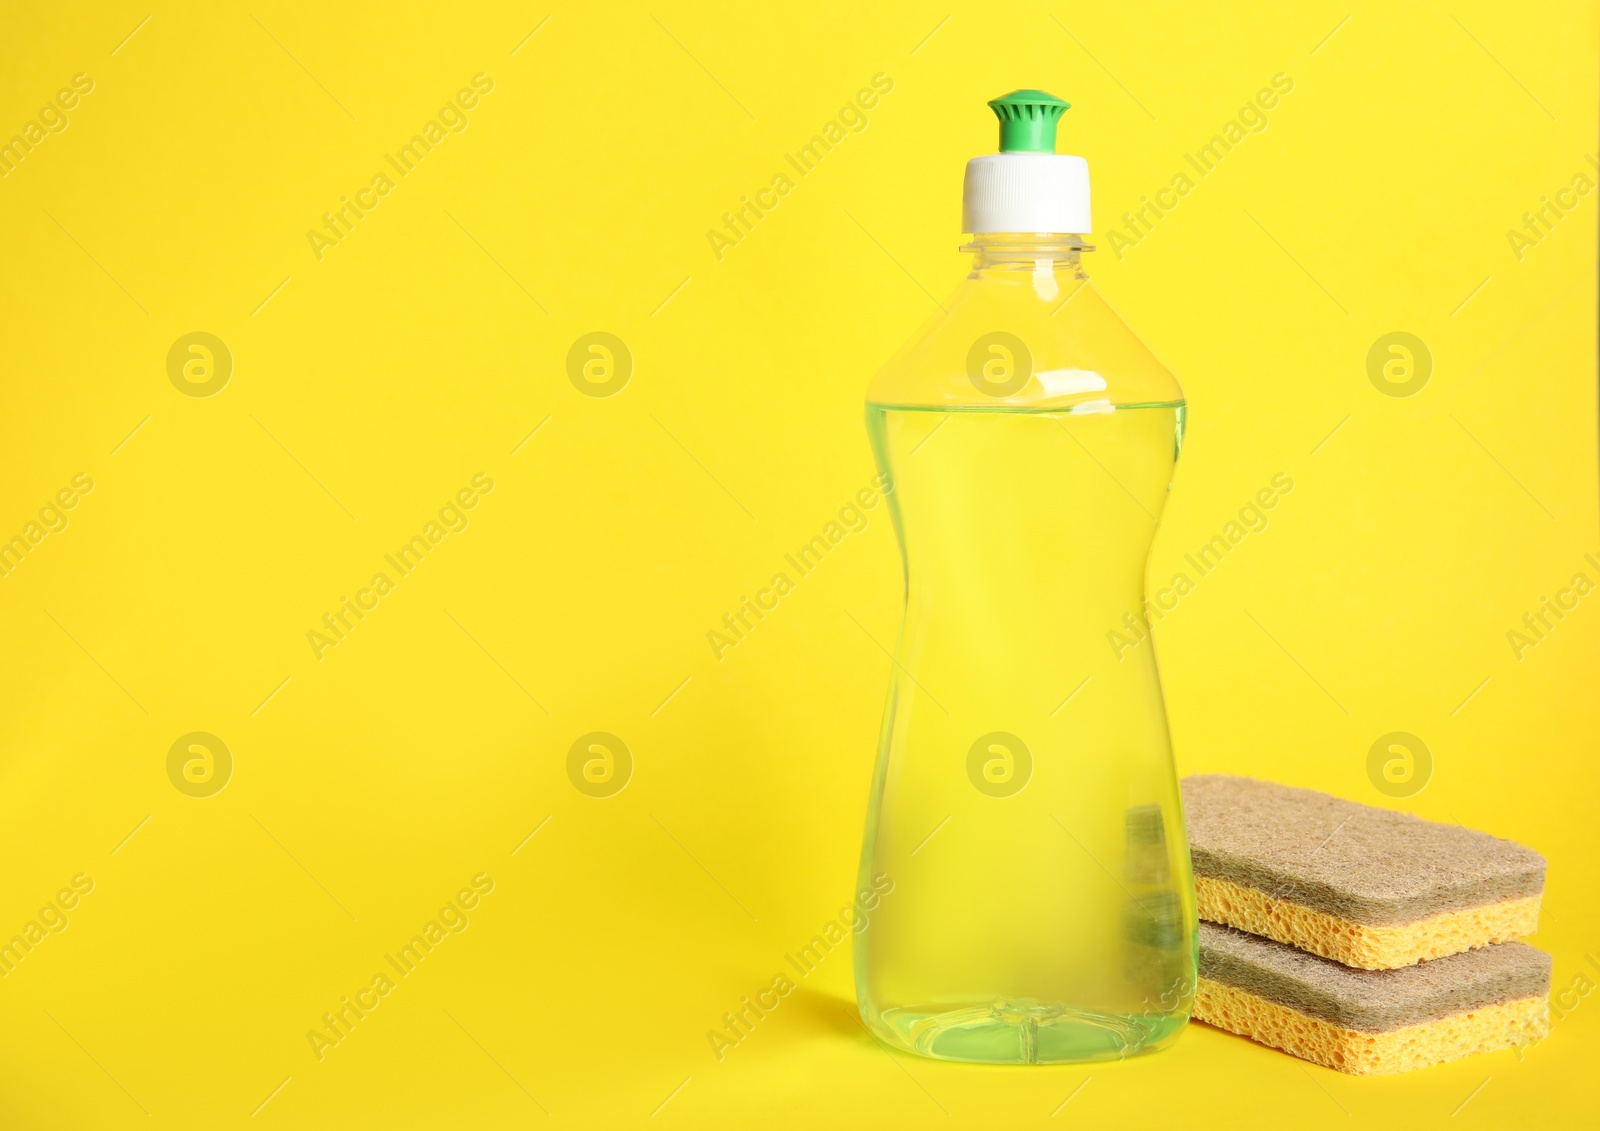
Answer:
[{"xmin": 853, "ymin": 91, "xmax": 1196, "ymax": 1065}]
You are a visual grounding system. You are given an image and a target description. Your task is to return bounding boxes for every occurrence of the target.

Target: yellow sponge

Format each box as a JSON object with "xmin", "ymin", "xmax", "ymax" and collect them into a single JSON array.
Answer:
[
  {"xmin": 1194, "ymin": 921, "xmax": 1550, "ymax": 1075},
  {"xmin": 1195, "ymin": 875, "xmax": 1541, "ymax": 970},
  {"xmin": 1184, "ymin": 775, "xmax": 1544, "ymax": 969}
]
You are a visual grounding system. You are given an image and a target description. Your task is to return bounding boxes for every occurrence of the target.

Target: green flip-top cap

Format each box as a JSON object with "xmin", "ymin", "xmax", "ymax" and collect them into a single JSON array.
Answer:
[{"xmin": 988, "ymin": 90, "xmax": 1070, "ymax": 154}]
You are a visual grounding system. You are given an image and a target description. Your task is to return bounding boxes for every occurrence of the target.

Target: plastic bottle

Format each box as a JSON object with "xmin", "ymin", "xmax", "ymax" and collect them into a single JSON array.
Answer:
[{"xmin": 853, "ymin": 91, "xmax": 1196, "ymax": 1065}]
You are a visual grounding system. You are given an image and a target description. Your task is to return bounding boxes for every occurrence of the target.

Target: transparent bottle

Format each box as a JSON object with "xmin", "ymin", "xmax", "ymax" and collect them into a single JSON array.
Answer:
[{"xmin": 853, "ymin": 92, "xmax": 1196, "ymax": 1065}]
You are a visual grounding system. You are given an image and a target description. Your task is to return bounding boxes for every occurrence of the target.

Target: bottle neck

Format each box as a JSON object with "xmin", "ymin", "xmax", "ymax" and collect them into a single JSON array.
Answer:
[{"xmin": 960, "ymin": 234, "xmax": 1091, "ymax": 284}]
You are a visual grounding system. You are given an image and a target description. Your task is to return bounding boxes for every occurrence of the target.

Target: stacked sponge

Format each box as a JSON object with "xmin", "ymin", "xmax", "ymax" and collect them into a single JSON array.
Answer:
[{"xmin": 1182, "ymin": 775, "xmax": 1550, "ymax": 1075}]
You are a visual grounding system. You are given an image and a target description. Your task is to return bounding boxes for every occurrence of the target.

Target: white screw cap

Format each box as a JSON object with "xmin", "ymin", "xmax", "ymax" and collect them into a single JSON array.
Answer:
[{"xmin": 963, "ymin": 153, "xmax": 1091, "ymax": 235}]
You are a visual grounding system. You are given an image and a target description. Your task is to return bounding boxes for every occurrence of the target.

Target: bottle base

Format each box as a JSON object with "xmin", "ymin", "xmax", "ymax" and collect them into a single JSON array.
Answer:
[{"xmin": 869, "ymin": 999, "xmax": 1188, "ymax": 1065}]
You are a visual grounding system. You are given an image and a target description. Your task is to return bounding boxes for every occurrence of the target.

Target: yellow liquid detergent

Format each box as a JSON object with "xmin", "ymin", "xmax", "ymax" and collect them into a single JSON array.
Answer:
[{"xmin": 853, "ymin": 90, "xmax": 1195, "ymax": 1065}]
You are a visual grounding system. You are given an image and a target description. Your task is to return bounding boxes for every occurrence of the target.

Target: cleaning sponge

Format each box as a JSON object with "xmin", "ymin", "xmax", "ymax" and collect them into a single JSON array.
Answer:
[
  {"xmin": 1194, "ymin": 920, "xmax": 1550, "ymax": 1075},
  {"xmin": 1183, "ymin": 775, "xmax": 1544, "ymax": 969}
]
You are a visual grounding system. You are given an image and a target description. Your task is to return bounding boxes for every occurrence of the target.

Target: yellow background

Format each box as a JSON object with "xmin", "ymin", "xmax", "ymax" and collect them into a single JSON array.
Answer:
[{"xmin": 1, "ymin": 1, "xmax": 1596, "ymax": 1126}]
